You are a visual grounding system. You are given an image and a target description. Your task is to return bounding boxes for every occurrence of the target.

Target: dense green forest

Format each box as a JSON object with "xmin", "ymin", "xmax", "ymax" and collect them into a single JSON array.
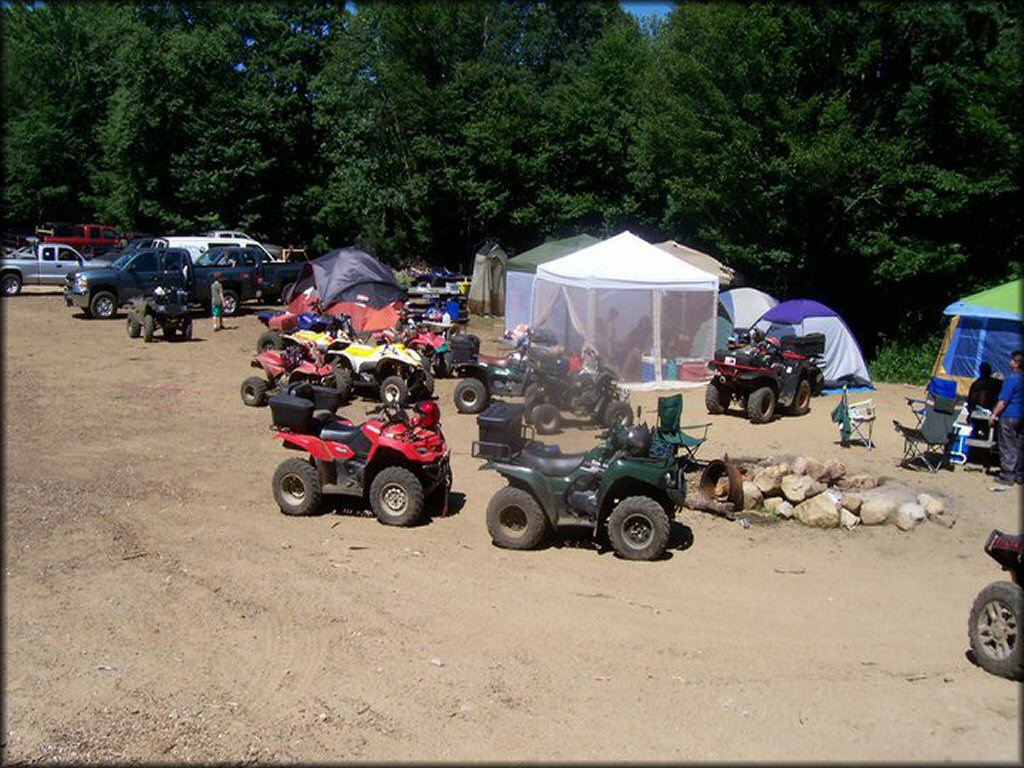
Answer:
[{"xmin": 2, "ymin": 1, "xmax": 1020, "ymax": 356}]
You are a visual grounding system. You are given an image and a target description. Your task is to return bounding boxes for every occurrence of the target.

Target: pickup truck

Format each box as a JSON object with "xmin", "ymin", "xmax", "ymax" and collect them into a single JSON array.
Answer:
[
  {"xmin": 191, "ymin": 246, "xmax": 263, "ymax": 313},
  {"xmin": 41, "ymin": 223, "xmax": 124, "ymax": 257},
  {"xmin": 2, "ymin": 243, "xmax": 112, "ymax": 295},
  {"xmin": 64, "ymin": 247, "xmax": 194, "ymax": 319},
  {"xmin": 196, "ymin": 244, "xmax": 304, "ymax": 305}
]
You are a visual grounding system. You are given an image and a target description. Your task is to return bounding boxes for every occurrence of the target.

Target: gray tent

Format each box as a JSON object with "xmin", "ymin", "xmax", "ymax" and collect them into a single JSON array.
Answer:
[{"xmin": 467, "ymin": 240, "xmax": 508, "ymax": 316}]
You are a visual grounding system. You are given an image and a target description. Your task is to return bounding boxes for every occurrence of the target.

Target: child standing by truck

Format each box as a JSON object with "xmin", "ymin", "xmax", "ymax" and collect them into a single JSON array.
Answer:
[{"xmin": 211, "ymin": 273, "xmax": 225, "ymax": 332}]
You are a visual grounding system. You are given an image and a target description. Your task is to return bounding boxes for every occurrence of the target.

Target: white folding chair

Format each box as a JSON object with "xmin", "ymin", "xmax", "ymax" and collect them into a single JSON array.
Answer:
[{"xmin": 848, "ymin": 397, "xmax": 876, "ymax": 449}]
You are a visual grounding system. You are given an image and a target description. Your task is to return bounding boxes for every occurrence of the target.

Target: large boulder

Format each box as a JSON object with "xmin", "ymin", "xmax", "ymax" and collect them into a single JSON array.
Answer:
[
  {"xmin": 823, "ymin": 459, "xmax": 847, "ymax": 484},
  {"xmin": 791, "ymin": 456, "xmax": 809, "ymax": 476},
  {"xmin": 776, "ymin": 501, "xmax": 794, "ymax": 519},
  {"xmin": 860, "ymin": 498, "xmax": 895, "ymax": 526},
  {"xmin": 742, "ymin": 481, "xmax": 764, "ymax": 511},
  {"xmin": 836, "ymin": 473, "xmax": 877, "ymax": 492},
  {"xmin": 793, "ymin": 493, "xmax": 841, "ymax": 528},
  {"xmin": 754, "ymin": 467, "xmax": 784, "ymax": 497},
  {"xmin": 917, "ymin": 493, "xmax": 946, "ymax": 517},
  {"xmin": 804, "ymin": 457, "xmax": 828, "ymax": 483},
  {"xmin": 763, "ymin": 497, "xmax": 786, "ymax": 515},
  {"xmin": 894, "ymin": 503, "xmax": 927, "ymax": 532}
]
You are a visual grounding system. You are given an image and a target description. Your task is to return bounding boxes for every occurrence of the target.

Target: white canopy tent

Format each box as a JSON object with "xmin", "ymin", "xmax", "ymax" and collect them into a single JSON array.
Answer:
[{"xmin": 531, "ymin": 231, "xmax": 719, "ymax": 388}]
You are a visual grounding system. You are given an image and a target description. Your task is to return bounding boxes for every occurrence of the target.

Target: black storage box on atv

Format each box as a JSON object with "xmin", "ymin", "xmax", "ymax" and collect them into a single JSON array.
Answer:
[
  {"xmin": 780, "ymin": 333, "xmax": 825, "ymax": 357},
  {"xmin": 531, "ymin": 347, "xmax": 568, "ymax": 376},
  {"xmin": 473, "ymin": 401, "xmax": 525, "ymax": 460},
  {"xmin": 282, "ymin": 380, "xmax": 343, "ymax": 413},
  {"xmin": 270, "ymin": 391, "xmax": 316, "ymax": 433},
  {"xmin": 450, "ymin": 334, "xmax": 480, "ymax": 364}
]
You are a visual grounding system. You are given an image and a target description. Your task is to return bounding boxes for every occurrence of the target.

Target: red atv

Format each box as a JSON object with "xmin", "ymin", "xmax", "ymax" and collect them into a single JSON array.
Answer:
[
  {"xmin": 269, "ymin": 385, "xmax": 452, "ymax": 525},
  {"xmin": 241, "ymin": 340, "xmax": 345, "ymax": 407}
]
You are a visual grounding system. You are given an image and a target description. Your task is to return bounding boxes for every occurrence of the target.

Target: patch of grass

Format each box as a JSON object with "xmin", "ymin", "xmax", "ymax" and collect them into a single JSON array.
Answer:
[{"xmin": 870, "ymin": 332, "xmax": 944, "ymax": 386}]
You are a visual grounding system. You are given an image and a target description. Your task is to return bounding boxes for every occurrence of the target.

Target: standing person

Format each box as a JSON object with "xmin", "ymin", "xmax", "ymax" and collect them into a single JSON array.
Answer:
[
  {"xmin": 211, "ymin": 272, "xmax": 225, "ymax": 332},
  {"xmin": 989, "ymin": 350, "xmax": 1023, "ymax": 485}
]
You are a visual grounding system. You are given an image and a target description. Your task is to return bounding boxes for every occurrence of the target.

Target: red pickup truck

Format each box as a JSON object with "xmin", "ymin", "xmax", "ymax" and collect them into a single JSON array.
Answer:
[{"xmin": 40, "ymin": 223, "xmax": 124, "ymax": 257}]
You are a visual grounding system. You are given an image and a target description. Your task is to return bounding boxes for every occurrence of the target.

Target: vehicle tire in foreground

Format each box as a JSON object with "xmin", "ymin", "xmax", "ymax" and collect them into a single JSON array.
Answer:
[
  {"xmin": 786, "ymin": 378, "xmax": 812, "ymax": 416},
  {"xmin": 272, "ymin": 458, "xmax": 323, "ymax": 516},
  {"xmin": 602, "ymin": 400, "xmax": 633, "ymax": 428},
  {"xmin": 705, "ymin": 380, "xmax": 730, "ymax": 414},
  {"xmin": 142, "ymin": 314, "xmax": 156, "ymax": 342},
  {"xmin": 241, "ymin": 376, "xmax": 269, "ymax": 407},
  {"xmin": 607, "ymin": 496, "xmax": 670, "ymax": 561},
  {"xmin": 453, "ymin": 377, "xmax": 487, "ymax": 414},
  {"xmin": 257, "ymin": 330, "xmax": 283, "ymax": 353},
  {"xmin": 1, "ymin": 272, "xmax": 22, "ymax": 296},
  {"xmin": 89, "ymin": 290, "xmax": 117, "ymax": 320},
  {"xmin": 329, "ymin": 365, "xmax": 354, "ymax": 399},
  {"xmin": 968, "ymin": 581, "xmax": 1024, "ymax": 681},
  {"xmin": 486, "ymin": 486, "xmax": 548, "ymax": 550},
  {"xmin": 530, "ymin": 403, "xmax": 562, "ymax": 435},
  {"xmin": 369, "ymin": 466, "xmax": 425, "ymax": 526},
  {"xmin": 127, "ymin": 316, "xmax": 142, "ymax": 338},
  {"xmin": 379, "ymin": 375, "xmax": 409, "ymax": 405},
  {"xmin": 746, "ymin": 386, "xmax": 776, "ymax": 424}
]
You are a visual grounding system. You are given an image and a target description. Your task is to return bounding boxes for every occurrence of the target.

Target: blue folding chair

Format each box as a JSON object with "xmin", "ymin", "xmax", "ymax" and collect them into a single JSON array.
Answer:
[{"xmin": 906, "ymin": 377, "xmax": 958, "ymax": 427}]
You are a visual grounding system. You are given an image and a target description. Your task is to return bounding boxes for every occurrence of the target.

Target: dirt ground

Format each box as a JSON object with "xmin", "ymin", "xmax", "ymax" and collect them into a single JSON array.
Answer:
[{"xmin": 2, "ymin": 287, "xmax": 1021, "ymax": 764}]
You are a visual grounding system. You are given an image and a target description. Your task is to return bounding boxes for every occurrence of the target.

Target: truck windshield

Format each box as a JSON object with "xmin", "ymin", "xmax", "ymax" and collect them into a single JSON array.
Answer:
[
  {"xmin": 111, "ymin": 252, "xmax": 135, "ymax": 270},
  {"xmin": 194, "ymin": 252, "xmax": 222, "ymax": 266}
]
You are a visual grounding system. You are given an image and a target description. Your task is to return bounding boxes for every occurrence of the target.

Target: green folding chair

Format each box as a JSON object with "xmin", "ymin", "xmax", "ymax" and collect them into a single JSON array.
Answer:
[{"xmin": 653, "ymin": 393, "xmax": 711, "ymax": 466}]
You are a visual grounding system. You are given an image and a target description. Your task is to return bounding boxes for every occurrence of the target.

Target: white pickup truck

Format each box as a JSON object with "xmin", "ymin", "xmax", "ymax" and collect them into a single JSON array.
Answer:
[{"xmin": 2, "ymin": 243, "xmax": 112, "ymax": 296}]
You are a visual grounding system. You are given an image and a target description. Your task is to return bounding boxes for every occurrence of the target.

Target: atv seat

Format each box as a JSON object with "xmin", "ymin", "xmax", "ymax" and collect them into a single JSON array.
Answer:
[
  {"xmin": 319, "ymin": 420, "xmax": 364, "ymax": 445},
  {"xmin": 519, "ymin": 442, "xmax": 588, "ymax": 476},
  {"xmin": 477, "ymin": 353, "xmax": 511, "ymax": 367}
]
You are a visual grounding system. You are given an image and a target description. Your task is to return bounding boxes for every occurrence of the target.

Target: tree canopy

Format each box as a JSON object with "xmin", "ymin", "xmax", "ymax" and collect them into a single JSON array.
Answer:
[{"xmin": 2, "ymin": 1, "xmax": 1019, "ymax": 350}]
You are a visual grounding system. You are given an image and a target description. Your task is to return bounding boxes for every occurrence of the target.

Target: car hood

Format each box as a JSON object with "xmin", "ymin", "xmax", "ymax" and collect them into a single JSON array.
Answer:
[{"xmin": 65, "ymin": 265, "xmax": 120, "ymax": 283}]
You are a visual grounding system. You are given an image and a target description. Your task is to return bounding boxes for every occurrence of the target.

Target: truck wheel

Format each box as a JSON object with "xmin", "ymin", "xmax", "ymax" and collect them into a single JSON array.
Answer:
[
  {"xmin": 369, "ymin": 466, "xmax": 425, "ymax": 527},
  {"xmin": 328, "ymin": 366, "xmax": 354, "ymax": 400},
  {"xmin": 280, "ymin": 282, "xmax": 294, "ymax": 305},
  {"xmin": 380, "ymin": 375, "xmax": 409, "ymax": 405},
  {"xmin": 786, "ymin": 379, "xmax": 812, "ymax": 416},
  {"xmin": 705, "ymin": 380, "xmax": 730, "ymax": 414},
  {"xmin": 257, "ymin": 330, "xmax": 283, "ymax": 353},
  {"xmin": 530, "ymin": 403, "xmax": 562, "ymax": 435},
  {"xmin": 486, "ymin": 487, "xmax": 548, "ymax": 550},
  {"xmin": 126, "ymin": 316, "xmax": 142, "ymax": 338},
  {"xmin": 273, "ymin": 458, "xmax": 323, "ymax": 516},
  {"xmin": 746, "ymin": 386, "xmax": 776, "ymax": 424},
  {"xmin": 607, "ymin": 497, "xmax": 670, "ymax": 561},
  {"xmin": 602, "ymin": 400, "xmax": 633, "ymax": 428},
  {"xmin": 1, "ymin": 272, "xmax": 22, "ymax": 296},
  {"xmin": 969, "ymin": 581, "xmax": 1024, "ymax": 681},
  {"xmin": 89, "ymin": 291, "xmax": 117, "ymax": 320},
  {"xmin": 221, "ymin": 289, "xmax": 239, "ymax": 316},
  {"xmin": 241, "ymin": 376, "xmax": 269, "ymax": 407},
  {"xmin": 453, "ymin": 377, "xmax": 488, "ymax": 414},
  {"xmin": 142, "ymin": 314, "xmax": 156, "ymax": 342}
]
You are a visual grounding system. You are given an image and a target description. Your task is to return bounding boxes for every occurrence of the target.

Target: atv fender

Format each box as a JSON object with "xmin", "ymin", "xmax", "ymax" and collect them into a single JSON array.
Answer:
[
  {"xmin": 275, "ymin": 431, "xmax": 355, "ymax": 461},
  {"xmin": 595, "ymin": 463, "xmax": 677, "ymax": 529}
]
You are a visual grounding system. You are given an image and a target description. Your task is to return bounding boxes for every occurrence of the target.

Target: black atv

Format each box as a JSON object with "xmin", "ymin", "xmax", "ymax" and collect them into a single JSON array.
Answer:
[
  {"xmin": 705, "ymin": 330, "xmax": 825, "ymax": 423},
  {"xmin": 126, "ymin": 286, "xmax": 194, "ymax": 342},
  {"xmin": 523, "ymin": 346, "xmax": 633, "ymax": 435}
]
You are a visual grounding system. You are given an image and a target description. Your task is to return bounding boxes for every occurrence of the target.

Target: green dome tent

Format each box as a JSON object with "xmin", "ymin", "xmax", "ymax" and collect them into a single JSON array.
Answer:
[
  {"xmin": 932, "ymin": 278, "xmax": 1023, "ymax": 396},
  {"xmin": 504, "ymin": 234, "xmax": 599, "ymax": 333}
]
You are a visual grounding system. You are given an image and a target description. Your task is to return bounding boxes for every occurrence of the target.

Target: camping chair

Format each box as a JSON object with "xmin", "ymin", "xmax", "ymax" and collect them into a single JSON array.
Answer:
[
  {"xmin": 848, "ymin": 396, "xmax": 877, "ymax": 449},
  {"xmin": 892, "ymin": 395, "xmax": 959, "ymax": 472},
  {"xmin": 906, "ymin": 376, "xmax": 958, "ymax": 427},
  {"xmin": 652, "ymin": 393, "xmax": 711, "ymax": 466}
]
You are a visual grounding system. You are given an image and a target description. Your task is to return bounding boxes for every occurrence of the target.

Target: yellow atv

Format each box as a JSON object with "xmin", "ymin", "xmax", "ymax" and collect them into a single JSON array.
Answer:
[{"xmin": 327, "ymin": 341, "xmax": 434, "ymax": 405}]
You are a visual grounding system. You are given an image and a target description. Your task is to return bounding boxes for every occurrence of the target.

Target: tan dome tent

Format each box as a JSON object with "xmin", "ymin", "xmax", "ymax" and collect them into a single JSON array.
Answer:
[
  {"xmin": 467, "ymin": 240, "xmax": 508, "ymax": 316},
  {"xmin": 655, "ymin": 240, "xmax": 737, "ymax": 288}
]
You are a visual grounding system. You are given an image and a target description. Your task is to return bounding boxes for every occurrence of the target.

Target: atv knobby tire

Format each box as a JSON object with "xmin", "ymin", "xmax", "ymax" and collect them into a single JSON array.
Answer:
[
  {"xmin": 785, "ymin": 378, "xmax": 812, "ymax": 416},
  {"xmin": 530, "ymin": 403, "xmax": 562, "ymax": 435},
  {"xmin": 705, "ymin": 380, "xmax": 730, "ymax": 414},
  {"xmin": 127, "ymin": 316, "xmax": 142, "ymax": 338},
  {"xmin": 969, "ymin": 581, "xmax": 1024, "ymax": 681},
  {"xmin": 601, "ymin": 400, "xmax": 633, "ymax": 428},
  {"xmin": 142, "ymin": 314, "xmax": 156, "ymax": 343},
  {"xmin": 257, "ymin": 330, "xmax": 284, "ymax": 353},
  {"xmin": 369, "ymin": 466, "xmax": 425, "ymax": 527},
  {"xmin": 453, "ymin": 377, "xmax": 487, "ymax": 414},
  {"xmin": 746, "ymin": 386, "xmax": 776, "ymax": 423},
  {"xmin": 329, "ymin": 365, "xmax": 354, "ymax": 400},
  {"xmin": 486, "ymin": 486, "xmax": 549, "ymax": 550},
  {"xmin": 607, "ymin": 496, "xmax": 670, "ymax": 561},
  {"xmin": 241, "ymin": 376, "xmax": 269, "ymax": 407},
  {"xmin": 273, "ymin": 458, "xmax": 323, "ymax": 516}
]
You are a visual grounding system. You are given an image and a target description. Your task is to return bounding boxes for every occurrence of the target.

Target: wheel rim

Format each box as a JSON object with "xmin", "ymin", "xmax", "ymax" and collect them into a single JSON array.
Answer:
[
  {"xmin": 620, "ymin": 513, "xmax": 655, "ymax": 550},
  {"xmin": 798, "ymin": 384, "xmax": 810, "ymax": 409},
  {"xmin": 225, "ymin": 295, "xmax": 237, "ymax": 314},
  {"xmin": 384, "ymin": 383, "xmax": 401, "ymax": 403},
  {"xmin": 976, "ymin": 599, "xmax": 1018, "ymax": 660},
  {"xmin": 96, "ymin": 296, "xmax": 114, "ymax": 317},
  {"xmin": 280, "ymin": 473, "xmax": 307, "ymax": 505},
  {"xmin": 3, "ymin": 277, "xmax": 18, "ymax": 294},
  {"xmin": 461, "ymin": 387, "xmax": 478, "ymax": 407},
  {"xmin": 499, "ymin": 506, "xmax": 528, "ymax": 536},
  {"xmin": 379, "ymin": 483, "xmax": 409, "ymax": 517}
]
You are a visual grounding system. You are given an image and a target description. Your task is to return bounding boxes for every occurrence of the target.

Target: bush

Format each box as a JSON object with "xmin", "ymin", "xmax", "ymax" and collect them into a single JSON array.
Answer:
[{"xmin": 870, "ymin": 332, "xmax": 944, "ymax": 386}]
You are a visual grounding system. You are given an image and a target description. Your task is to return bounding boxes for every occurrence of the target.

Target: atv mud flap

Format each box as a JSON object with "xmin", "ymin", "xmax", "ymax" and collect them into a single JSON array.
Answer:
[{"xmin": 424, "ymin": 455, "xmax": 453, "ymax": 515}]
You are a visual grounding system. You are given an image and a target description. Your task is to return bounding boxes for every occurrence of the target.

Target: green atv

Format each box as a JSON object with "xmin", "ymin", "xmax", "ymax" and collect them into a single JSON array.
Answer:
[{"xmin": 473, "ymin": 401, "xmax": 687, "ymax": 561}]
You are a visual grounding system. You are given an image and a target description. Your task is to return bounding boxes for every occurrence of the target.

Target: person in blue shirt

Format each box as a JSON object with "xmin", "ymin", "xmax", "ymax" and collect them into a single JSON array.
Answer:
[{"xmin": 989, "ymin": 350, "xmax": 1023, "ymax": 485}]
